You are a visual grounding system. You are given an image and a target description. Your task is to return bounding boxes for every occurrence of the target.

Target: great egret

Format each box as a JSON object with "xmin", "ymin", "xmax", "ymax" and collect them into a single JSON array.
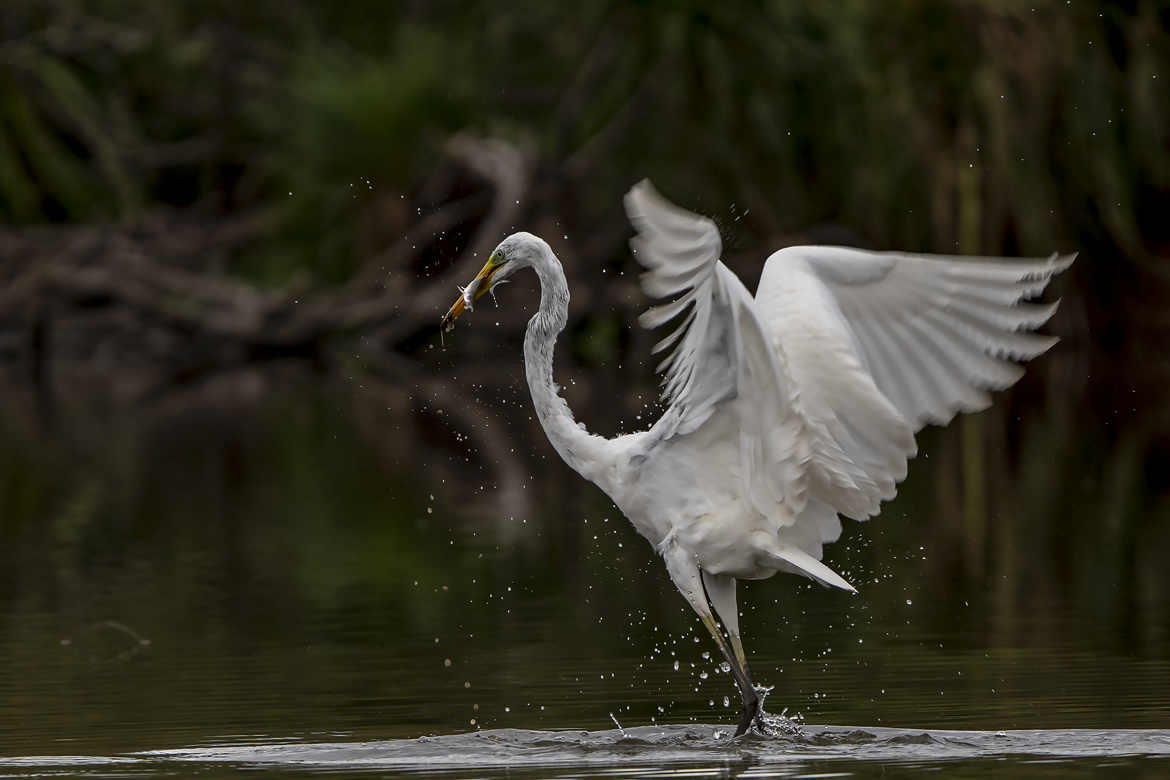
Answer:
[{"xmin": 441, "ymin": 180, "xmax": 1074, "ymax": 736}]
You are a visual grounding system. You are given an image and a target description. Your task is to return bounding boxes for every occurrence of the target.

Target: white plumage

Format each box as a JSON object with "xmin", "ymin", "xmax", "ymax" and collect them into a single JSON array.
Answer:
[{"xmin": 441, "ymin": 179, "xmax": 1074, "ymax": 736}]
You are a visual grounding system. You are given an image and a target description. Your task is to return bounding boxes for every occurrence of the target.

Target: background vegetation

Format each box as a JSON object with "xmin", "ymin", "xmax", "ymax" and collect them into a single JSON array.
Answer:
[{"xmin": 1, "ymin": 0, "xmax": 1168, "ymax": 751}]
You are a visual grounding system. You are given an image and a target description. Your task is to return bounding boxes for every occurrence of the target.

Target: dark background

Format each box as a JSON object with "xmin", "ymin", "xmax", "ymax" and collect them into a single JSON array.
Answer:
[{"xmin": 1, "ymin": 0, "xmax": 1168, "ymax": 755}]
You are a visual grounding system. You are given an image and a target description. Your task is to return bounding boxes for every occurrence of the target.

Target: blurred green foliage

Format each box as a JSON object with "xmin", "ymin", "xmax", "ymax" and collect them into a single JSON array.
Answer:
[
  {"xmin": 2, "ymin": 0, "xmax": 1167, "ymax": 283},
  {"xmin": 0, "ymin": 29, "xmax": 136, "ymax": 220},
  {"xmin": 252, "ymin": 29, "xmax": 472, "ymax": 284}
]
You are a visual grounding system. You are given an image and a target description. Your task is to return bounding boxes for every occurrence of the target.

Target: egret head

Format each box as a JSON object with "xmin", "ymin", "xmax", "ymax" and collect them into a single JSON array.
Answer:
[{"xmin": 441, "ymin": 232, "xmax": 548, "ymax": 331}]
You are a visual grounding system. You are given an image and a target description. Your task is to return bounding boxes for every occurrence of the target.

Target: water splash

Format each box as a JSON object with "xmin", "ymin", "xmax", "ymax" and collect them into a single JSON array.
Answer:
[{"xmin": 751, "ymin": 684, "xmax": 803, "ymax": 737}]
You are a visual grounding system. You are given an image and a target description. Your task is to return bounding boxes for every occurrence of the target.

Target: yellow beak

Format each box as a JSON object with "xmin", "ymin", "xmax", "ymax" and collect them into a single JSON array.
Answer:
[{"xmin": 441, "ymin": 258, "xmax": 498, "ymax": 331}]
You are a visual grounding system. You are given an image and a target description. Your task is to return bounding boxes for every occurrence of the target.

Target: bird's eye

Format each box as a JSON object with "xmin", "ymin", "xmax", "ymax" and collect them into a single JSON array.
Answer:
[{"xmin": 491, "ymin": 250, "xmax": 508, "ymax": 266}]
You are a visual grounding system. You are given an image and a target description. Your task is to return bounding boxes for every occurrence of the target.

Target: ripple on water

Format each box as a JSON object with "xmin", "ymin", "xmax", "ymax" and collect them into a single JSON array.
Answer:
[
  {"xmin": 3, "ymin": 725, "xmax": 1169, "ymax": 777},
  {"xmin": 135, "ymin": 725, "xmax": 1170, "ymax": 768}
]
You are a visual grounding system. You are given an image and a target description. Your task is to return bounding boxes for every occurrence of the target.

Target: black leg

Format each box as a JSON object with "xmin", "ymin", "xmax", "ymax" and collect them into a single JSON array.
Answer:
[
  {"xmin": 703, "ymin": 613, "xmax": 761, "ymax": 736},
  {"xmin": 663, "ymin": 548, "xmax": 766, "ymax": 738},
  {"xmin": 697, "ymin": 612, "xmax": 758, "ymax": 736}
]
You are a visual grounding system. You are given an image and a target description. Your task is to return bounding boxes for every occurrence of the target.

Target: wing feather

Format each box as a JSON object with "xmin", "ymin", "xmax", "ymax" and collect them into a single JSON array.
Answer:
[
  {"xmin": 626, "ymin": 181, "xmax": 1072, "ymax": 542},
  {"xmin": 625, "ymin": 180, "xmax": 809, "ymax": 519},
  {"xmin": 626, "ymin": 180, "xmax": 729, "ymax": 421},
  {"xmin": 755, "ymin": 245, "xmax": 1073, "ymax": 518}
]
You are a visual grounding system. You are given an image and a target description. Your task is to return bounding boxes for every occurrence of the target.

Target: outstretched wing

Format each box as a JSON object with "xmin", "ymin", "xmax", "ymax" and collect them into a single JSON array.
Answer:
[
  {"xmin": 625, "ymin": 180, "xmax": 809, "ymax": 519},
  {"xmin": 754, "ymin": 245, "xmax": 1074, "ymax": 520}
]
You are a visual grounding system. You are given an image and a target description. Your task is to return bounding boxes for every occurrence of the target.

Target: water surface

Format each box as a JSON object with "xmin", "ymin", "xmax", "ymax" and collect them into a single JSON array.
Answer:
[
  {"xmin": 1, "ymin": 376, "xmax": 1168, "ymax": 776},
  {"xmin": 4, "ymin": 725, "xmax": 1170, "ymax": 778}
]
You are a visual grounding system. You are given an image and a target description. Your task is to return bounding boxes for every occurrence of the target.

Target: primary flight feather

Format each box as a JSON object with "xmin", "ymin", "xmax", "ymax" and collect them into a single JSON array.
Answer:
[{"xmin": 441, "ymin": 179, "xmax": 1074, "ymax": 736}]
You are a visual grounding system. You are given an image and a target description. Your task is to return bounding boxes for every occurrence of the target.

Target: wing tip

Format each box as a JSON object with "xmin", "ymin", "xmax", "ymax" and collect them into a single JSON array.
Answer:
[
  {"xmin": 1050, "ymin": 250, "xmax": 1078, "ymax": 273},
  {"xmin": 624, "ymin": 178, "xmax": 663, "ymax": 220}
]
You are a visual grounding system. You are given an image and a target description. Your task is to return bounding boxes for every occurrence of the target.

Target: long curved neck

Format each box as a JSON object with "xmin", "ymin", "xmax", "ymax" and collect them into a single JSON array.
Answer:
[{"xmin": 524, "ymin": 249, "xmax": 611, "ymax": 484}]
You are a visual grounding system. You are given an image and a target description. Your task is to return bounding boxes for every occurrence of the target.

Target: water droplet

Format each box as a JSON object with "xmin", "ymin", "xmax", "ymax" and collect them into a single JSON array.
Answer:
[
  {"xmin": 672, "ymin": 660, "xmax": 679, "ymax": 671},
  {"xmin": 722, "ymin": 696, "xmax": 730, "ymax": 708}
]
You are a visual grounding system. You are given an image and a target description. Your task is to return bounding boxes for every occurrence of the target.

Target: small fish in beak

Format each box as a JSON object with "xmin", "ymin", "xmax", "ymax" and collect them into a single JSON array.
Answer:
[{"xmin": 440, "ymin": 255, "xmax": 502, "ymax": 334}]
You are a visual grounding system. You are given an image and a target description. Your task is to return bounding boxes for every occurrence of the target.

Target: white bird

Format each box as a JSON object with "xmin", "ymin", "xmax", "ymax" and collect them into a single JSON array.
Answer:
[{"xmin": 441, "ymin": 180, "xmax": 1074, "ymax": 736}]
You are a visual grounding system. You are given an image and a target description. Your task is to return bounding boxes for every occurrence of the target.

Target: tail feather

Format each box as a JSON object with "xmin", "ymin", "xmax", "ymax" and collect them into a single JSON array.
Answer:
[{"xmin": 766, "ymin": 543, "xmax": 856, "ymax": 593}]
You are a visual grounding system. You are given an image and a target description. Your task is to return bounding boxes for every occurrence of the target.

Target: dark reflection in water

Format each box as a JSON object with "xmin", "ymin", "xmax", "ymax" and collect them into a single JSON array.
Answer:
[{"xmin": 0, "ymin": 365, "xmax": 1168, "ymax": 769}]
